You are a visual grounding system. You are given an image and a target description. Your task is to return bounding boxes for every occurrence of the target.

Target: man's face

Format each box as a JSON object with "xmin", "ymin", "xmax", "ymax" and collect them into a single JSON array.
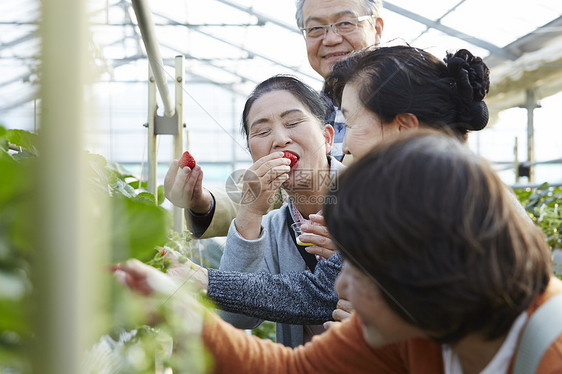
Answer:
[{"xmin": 301, "ymin": 0, "xmax": 383, "ymax": 78}]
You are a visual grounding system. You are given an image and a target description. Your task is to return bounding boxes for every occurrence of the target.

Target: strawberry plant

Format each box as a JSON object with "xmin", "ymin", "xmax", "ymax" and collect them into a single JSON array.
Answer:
[
  {"xmin": 0, "ymin": 125, "xmax": 207, "ymax": 373},
  {"xmin": 514, "ymin": 183, "xmax": 562, "ymax": 251},
  {"xmin": 514, "ymin": 183, "xmax": 562, "ymax": 278}
]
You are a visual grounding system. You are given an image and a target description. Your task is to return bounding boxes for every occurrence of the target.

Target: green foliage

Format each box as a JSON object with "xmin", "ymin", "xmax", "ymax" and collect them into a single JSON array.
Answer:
[
  {"xmin": 87, "ymin": 285, "xmax": 210, "ymax": 374},
  {"xmin": 514, "ymin": 183, "xmax": 562, "ymax": 250},
  {"xmin": 145, "ymin": 232, "xmax": 197, "ymax": 273},
  {"xmin": 0, "ymin": 125, "xmax": 204, "ymax": 373},
  {"xmin": 0, "ymin": 127, "xmax": 36, "ymax": 373},
  {"xmin": 94, "ymin": 283, "xmax": 210, "ymax": 374},
  {"xmin": 109, "ymin": 194, "xmax": 170, "ymax": 263},
  {"xmin": 4, "ymin": 129, "xmax": 38, "ymax": 154},
  {"xmin": 251, "ymin": 320, "xmax": 276, "ymax": 342}
]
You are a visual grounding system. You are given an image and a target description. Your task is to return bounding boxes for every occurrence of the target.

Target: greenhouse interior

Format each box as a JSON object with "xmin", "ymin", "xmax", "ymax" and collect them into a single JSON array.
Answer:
[{"xmin": 1, "ymin": 0, "xmax": 562, "ymax": 373}]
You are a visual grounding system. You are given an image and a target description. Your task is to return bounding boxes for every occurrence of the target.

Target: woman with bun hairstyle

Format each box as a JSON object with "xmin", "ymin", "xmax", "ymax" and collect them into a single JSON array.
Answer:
[
  {"xmin": 323, "ymin": 45, "xmax": 490, "ymax": 158},
  {"xmin": 319, "ymin": 44, "xmax": 508, "ymax": 322}
]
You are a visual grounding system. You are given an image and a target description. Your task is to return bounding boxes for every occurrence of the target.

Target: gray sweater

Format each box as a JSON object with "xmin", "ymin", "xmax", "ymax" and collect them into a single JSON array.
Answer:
[{"xmin": 217, "ymin": 157, "xmax": 345, "ymax": 348}]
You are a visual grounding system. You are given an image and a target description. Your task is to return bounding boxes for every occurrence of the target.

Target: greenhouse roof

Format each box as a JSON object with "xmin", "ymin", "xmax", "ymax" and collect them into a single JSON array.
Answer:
[
  {"xmin": 1, "ymin": 0, "xmax": 561, "ymax": 187},
  {"xmin": 1, "ymin": 0, "xmax": 562, "ymax": 113}
]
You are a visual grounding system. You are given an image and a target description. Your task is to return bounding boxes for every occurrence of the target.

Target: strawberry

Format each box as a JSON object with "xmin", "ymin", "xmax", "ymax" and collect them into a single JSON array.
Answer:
[
  {"xmin": 282, "ymin": 151, "xmax": 298, "ymax": 167},
  {"xmin": 179, "ymin": 151, "xmax": 196, "ymax": 169}
]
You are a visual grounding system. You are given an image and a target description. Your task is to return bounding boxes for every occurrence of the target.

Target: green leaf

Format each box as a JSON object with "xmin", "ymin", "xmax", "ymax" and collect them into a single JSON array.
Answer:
[
  {"xmin": 110, "ymin": 195, "xmax": 170, "ymax": 262},
  {"xmin": 111, "ymin": 179, "xmax": 136, "ymax": 198},
  {"xmin": 0, "ymin": 298, "xmax": 31, "ymax": 335},
  {"xmin": 157, "ymin": 185, "xmax": 166, "ymax": 206},
  {"xmin": 135, "ymin": 192, "xmax": 156, "ymax": 205},
  {"xmin": 0, "ymin": 157, "xmax": 32, "ymax": 211},
  {"xmin": 106, "ymin": 161, "xmax": 135, "ymax": 179},
  {"xmin": 6, "ymin": 130, "xmax": 38, "ymax": 154}
]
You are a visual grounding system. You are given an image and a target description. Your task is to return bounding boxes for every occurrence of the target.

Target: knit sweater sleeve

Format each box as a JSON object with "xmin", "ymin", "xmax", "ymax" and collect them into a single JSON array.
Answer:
[
  {"xmin": 217, "ymin": 218, "xmax": 271, "ymax": 329},
  {"xmin": 207, "ymin": 253, "xmax": 341, "ymax": 324}
]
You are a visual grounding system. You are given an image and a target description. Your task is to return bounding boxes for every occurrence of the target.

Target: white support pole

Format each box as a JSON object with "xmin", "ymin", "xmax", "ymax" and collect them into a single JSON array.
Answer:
[
  {"xmin": 148, "ymin": 67, "xmax": 158, "ymax": 200},
  {"xmin": 515, "ymin": 137, "xmax": 520, "ymax": 184},
  {"xmin": 525, "ymin": 89, "xmax": 536, "ymax": 183},
  {"xmin": 174, "ymin": 55, "xmax": 185, "ymax": 232},
  {"xmin": 36, "ymin": 0, "xmax": 99, "ymax": 372},
  {"xmin": 131, "ymin": 0, "xmax": 175, "ymax": 118}
]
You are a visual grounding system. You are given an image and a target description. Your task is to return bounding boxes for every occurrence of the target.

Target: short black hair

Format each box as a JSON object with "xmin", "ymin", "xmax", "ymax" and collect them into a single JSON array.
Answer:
[
  {"xmin": 324, "ymin": 130, "xmax": 551, "ymax": 343},
  {"xmin": 241, "ymin": 74, "xmax": 329, "ymax": 143}
]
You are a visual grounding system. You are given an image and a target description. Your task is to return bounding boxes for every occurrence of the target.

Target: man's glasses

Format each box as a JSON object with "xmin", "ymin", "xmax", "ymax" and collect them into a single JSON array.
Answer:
[{"xmin": 300, "ymin": 15, "xmax": 373, "ymax": 39}]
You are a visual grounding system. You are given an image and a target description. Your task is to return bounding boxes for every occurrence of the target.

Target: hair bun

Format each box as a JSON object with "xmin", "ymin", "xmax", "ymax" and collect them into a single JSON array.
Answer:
[
  {"xmin": 467, "ymin": 101, "xmax": 489, "ymax": 131},
  {"xmin": 445, "ymin": 49, "xmax": 490, "ymax": 131}
]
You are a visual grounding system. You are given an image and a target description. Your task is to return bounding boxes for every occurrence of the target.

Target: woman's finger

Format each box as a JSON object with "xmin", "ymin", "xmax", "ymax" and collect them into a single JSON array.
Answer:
[
  {"xmin": 300, "ymin": 222, "xmax": 330, "ymax": 238},
  {"xmin": 298, "ymin": 233, "xmax": 337, "ymax": 251},
  {"xmin": 332, "ymin": 308, "xmax": 352, "ymax": 322},
  {"xmin": 305, "ymin": 245, "xmax": 337, "ymax": 260},
  {"xmin": 308, "ymin": 213, "xmax": 326, "ymax": 226}
]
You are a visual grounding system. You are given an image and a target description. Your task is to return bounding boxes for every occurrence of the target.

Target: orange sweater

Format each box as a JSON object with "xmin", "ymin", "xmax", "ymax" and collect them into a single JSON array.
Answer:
[{"xmin": 202, "ymin": 277, "xmax": 562, "ymax": 373}]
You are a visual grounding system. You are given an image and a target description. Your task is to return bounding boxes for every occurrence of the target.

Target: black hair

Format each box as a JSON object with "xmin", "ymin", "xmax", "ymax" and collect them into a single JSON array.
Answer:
[
  {"xmin": 323, "ymin": 130, "xmax": 551, "ymax": 344},
  {"xmin": 241, "ymin": 74, "xmax": 329, "ymax": 143},
  {"xmin": 324, "ymin": 46, "xmax": 490, "ymax": 135}
]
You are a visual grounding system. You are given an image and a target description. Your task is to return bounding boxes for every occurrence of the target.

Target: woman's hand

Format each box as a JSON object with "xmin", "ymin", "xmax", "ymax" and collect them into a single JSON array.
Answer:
[
  {"xmin": 332, "ymin": 298, "xmax": 354, "ymax": 321},
  {"xmin": 323, "ymin": 299, "xmax": 354, "ymax": 329},
  {"xmin": 164, "ymin": 160, "xmax": 213, "ymax": 213},
  {"xmin": 113, "ymin": 258, "xmax": 206, "ymax": 334},
  {"xmin": 240, "ymin": 152, "xmax": 291, "ymax": 215},
  {"xmin": 161, "ymin": 249, "xmax": 209, "ymax": 291},
  {"xmin": 298, "ymin": 213, "xmax": 338, "ymax": 260},
  {"xmin": 235, "ymin": 152, "xmax": 291, "ymax": 239},
  {"xmin": 113, "ymin": 258, "xmax": 179, "ymax": 296}
]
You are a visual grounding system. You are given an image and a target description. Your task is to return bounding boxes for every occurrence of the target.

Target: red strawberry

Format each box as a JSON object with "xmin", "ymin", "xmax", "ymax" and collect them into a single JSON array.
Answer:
[
  {"xmin": 179, "ymin": 151, "xmax": 196, "ymax": 169},
  {"xmin": 282, "ymin": 151, "xmax": 298, "ymax": 167}
]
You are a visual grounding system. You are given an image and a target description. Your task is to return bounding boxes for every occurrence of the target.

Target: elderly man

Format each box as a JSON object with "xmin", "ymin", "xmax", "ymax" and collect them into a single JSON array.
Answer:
[
  {"xmin": 165, "ymin": 0, "xmax": 383, "ymax": 238},
  {"xmin": 298, "ymin": 0, "xmax": 383, "ymax": 161}
]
